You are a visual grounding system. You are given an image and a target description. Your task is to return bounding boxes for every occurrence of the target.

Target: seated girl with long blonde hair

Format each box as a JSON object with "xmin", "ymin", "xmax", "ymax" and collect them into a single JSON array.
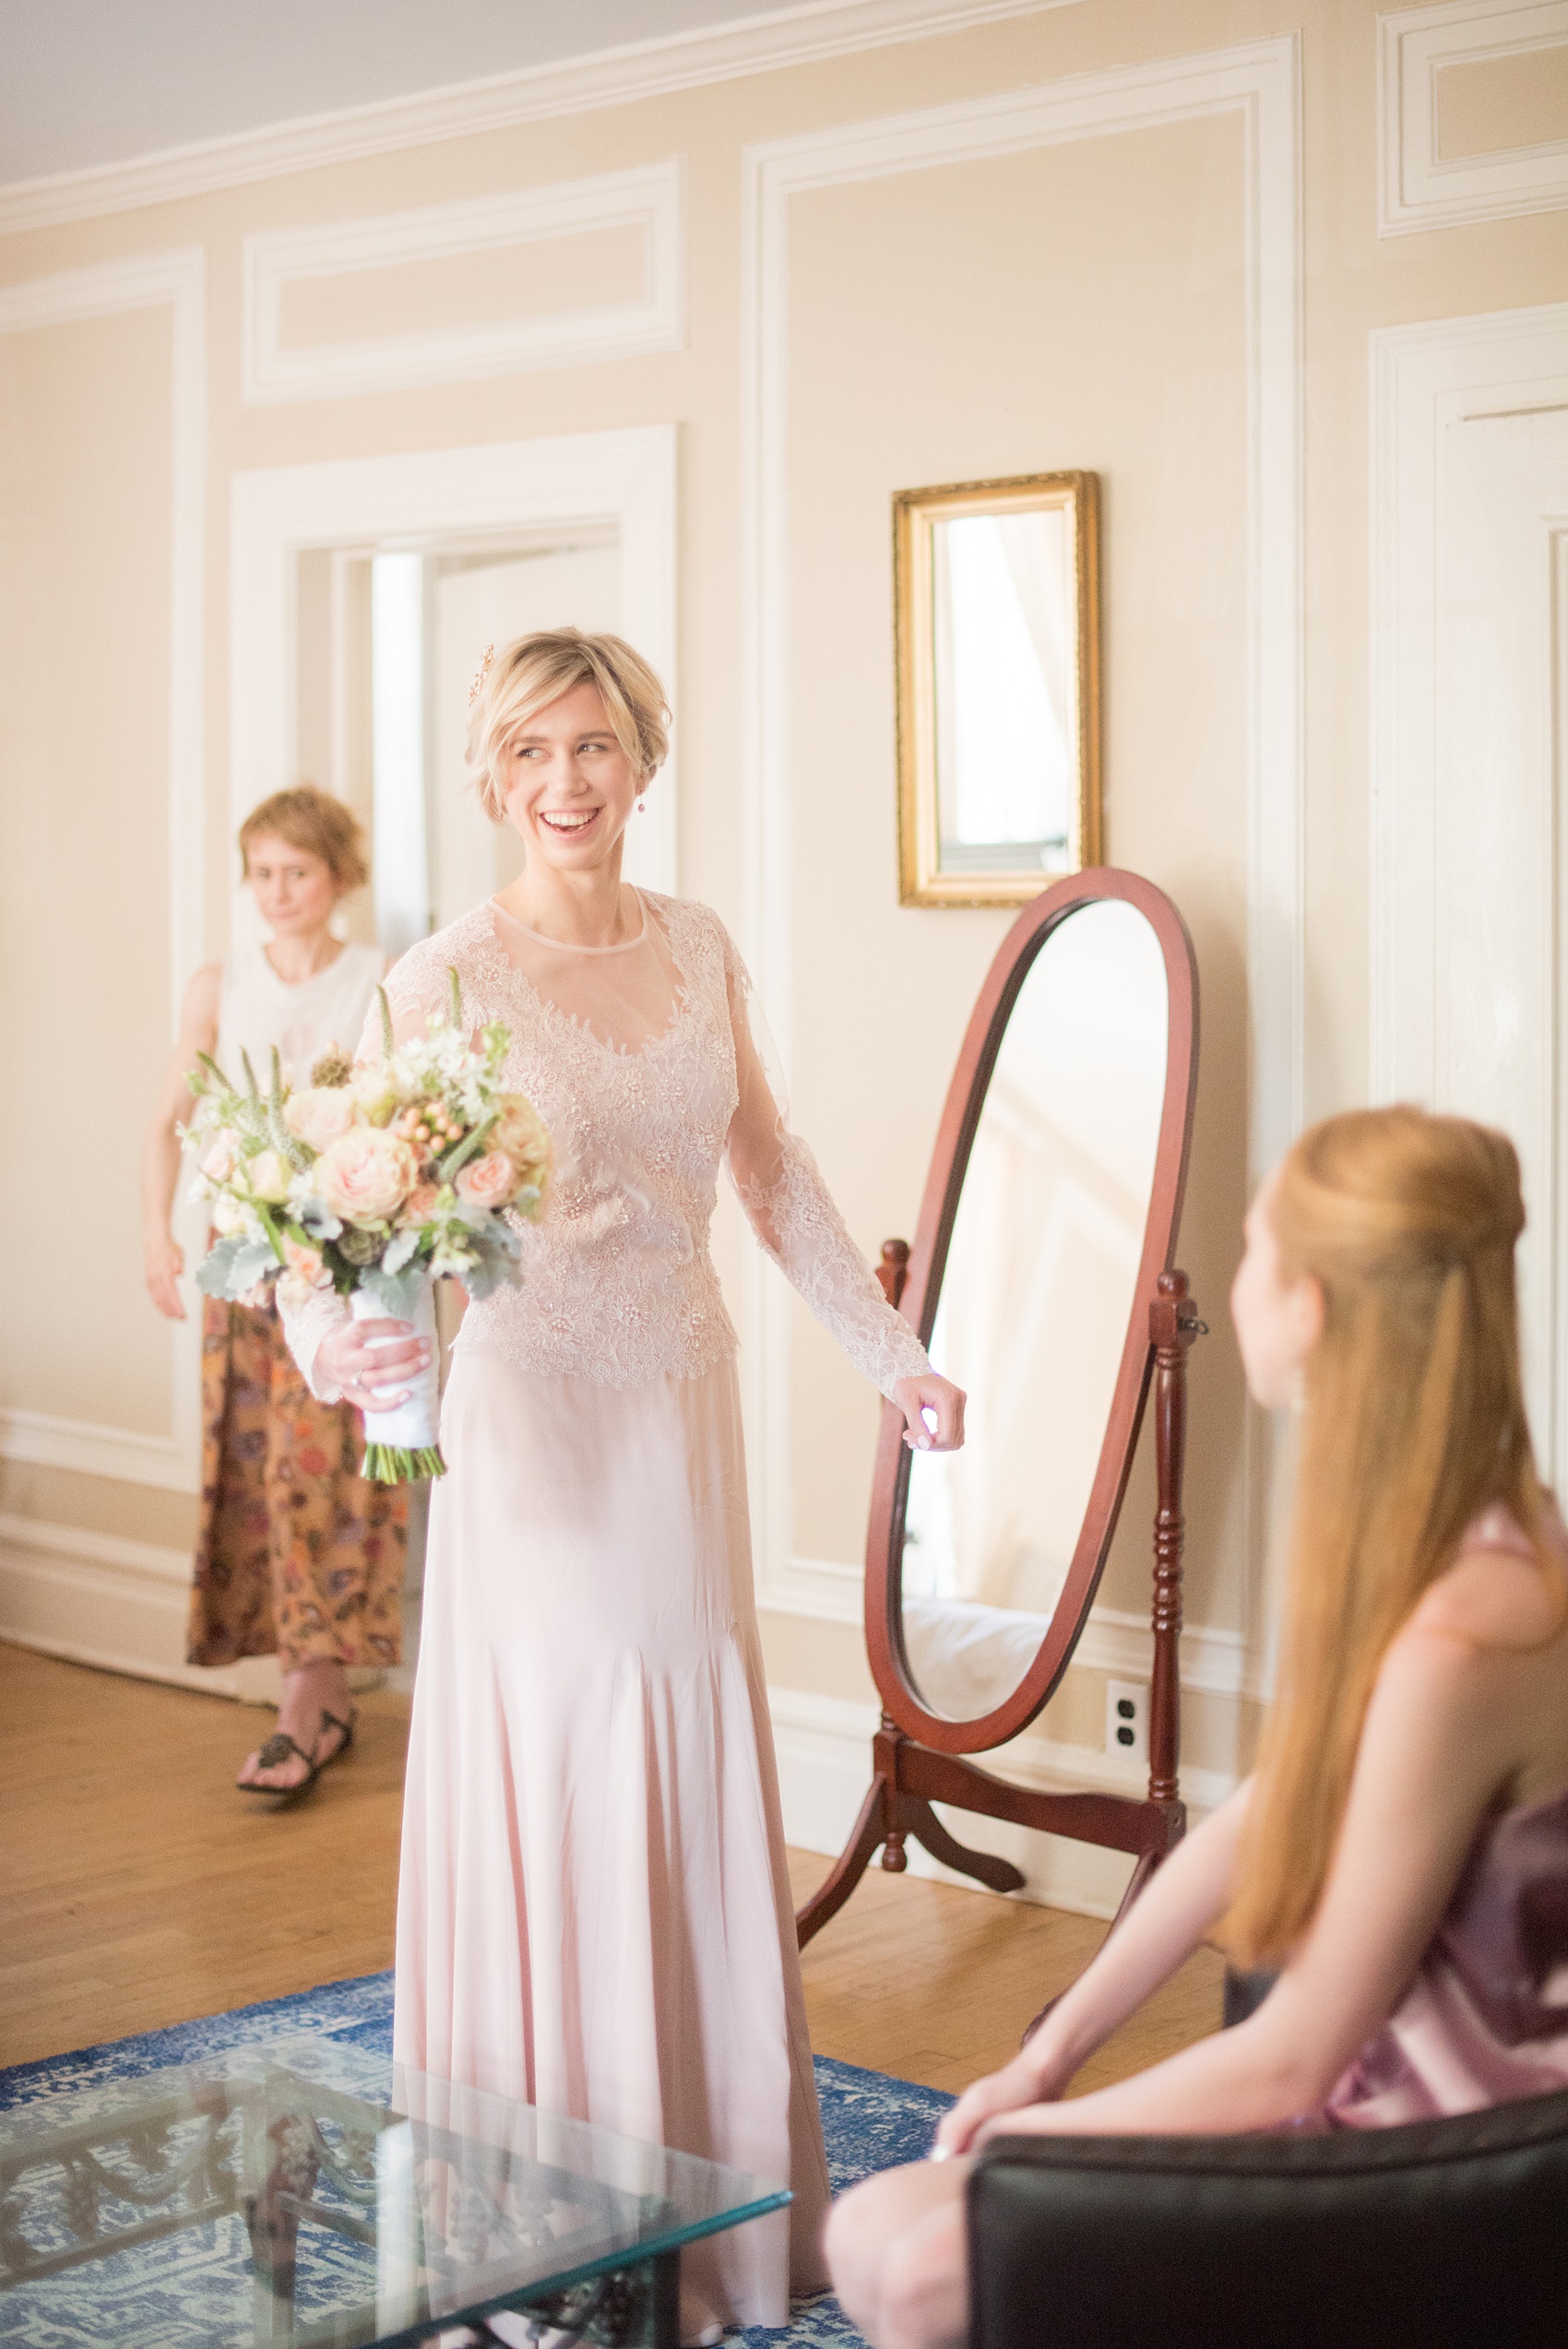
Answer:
[{"xmin": 826, "ymin": 1106, "xmax": 1568, "ymax": 2349}]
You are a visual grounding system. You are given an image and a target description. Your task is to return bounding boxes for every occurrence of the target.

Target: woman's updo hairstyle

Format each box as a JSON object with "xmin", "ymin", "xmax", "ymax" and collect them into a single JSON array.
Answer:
[
  {"xmin": 1224, "ymin": 1104, "xmax": 1547, "ymax": 1967},
  {"xmin": 466, "ymin": 628, "xmax": 671, "ymax": 823},
  {"xmin": 1272, "ymin": 1106, "xmax": 1526, "ymax": 1301}
]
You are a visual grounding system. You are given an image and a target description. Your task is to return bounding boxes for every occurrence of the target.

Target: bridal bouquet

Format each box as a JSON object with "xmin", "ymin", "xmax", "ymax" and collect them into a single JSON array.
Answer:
[{"xmin": 184, "ymin": 974, "xmax": 551, "ymax": 1483}]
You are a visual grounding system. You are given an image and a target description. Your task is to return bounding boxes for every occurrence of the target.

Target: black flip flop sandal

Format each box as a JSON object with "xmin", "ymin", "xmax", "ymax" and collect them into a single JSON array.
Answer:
[{"xmin": 236, "ymin": 1707, "xmax": 355, "ymax": 1805}]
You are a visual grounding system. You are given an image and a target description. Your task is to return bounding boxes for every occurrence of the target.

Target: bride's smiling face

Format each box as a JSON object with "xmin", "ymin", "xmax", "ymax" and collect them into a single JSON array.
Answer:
[{"xmin": 499, "ymin": 681, "xmax": 640, "ymax": 872}]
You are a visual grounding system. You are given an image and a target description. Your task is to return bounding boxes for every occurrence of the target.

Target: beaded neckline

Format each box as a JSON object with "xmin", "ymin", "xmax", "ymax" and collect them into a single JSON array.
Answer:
[{"xmin": 473, "ymin": 895, "xmax": 695, "ymax": 1062}]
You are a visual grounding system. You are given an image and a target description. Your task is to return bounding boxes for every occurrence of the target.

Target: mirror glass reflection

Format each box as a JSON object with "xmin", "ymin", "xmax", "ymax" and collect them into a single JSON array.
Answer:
[
  {"xmin": 932, "ymin": 507, "xmax": 1074, "ymax": 876},
  {"xmin": 899, "ymin": 899, "xmax": 1170, "ymax": 1722}
]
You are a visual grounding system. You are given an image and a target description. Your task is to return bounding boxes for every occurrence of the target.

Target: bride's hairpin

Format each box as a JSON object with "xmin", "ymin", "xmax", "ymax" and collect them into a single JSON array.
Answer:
[{"xmin": 468, "ymin": 644, "xmax": 495, "ymax": 708}]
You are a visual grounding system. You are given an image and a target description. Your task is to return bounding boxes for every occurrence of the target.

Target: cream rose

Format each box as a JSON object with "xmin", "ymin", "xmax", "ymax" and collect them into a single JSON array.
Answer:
[
  {"xmin": 487, "ymin": 1097, "xmax": 553, "ymax": 1197},
  {"xmin": 242, "ymin": 1149, "xmax": 293, "ymax": 1204},
  {"xmin": 285, "ymin": 1085, "xmax": 357, "ymax": 1152},
  {"xmin": 350, "ymin": 1064, "xmax": 398, "ymax": 1127},
  {"xmin": 211, "ymin": 1194, "xmax": 251, "ymax": 1237},
  {"xmin": 314, "ymin": 1128, "xmax": 420, "ymax": 1225},
  {"xmin": 455, "ymin": 1151, "xmax": 518, "ymax": 1211}
]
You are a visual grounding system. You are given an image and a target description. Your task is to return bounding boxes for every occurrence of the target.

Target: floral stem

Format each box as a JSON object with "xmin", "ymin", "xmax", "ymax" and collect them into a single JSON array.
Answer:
[{"xmin": 363, "ymin": 1442, "xmax": 447, "ymax": 1485}]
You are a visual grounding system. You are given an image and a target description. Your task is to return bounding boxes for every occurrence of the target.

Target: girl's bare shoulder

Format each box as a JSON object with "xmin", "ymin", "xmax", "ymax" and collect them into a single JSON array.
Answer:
[{"xmin": 1411, "ymin": 1527, "xmax": 1568, "ymax": 1654}]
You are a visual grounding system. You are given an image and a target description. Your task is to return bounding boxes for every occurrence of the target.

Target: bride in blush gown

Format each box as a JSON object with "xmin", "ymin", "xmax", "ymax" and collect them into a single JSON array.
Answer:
[{"xmin": 283, "ymin": 630, "xmax": 966, "ymax": 2338}]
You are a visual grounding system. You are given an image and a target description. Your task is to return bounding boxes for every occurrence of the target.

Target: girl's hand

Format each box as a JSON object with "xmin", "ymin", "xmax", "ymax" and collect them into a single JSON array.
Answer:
[
  {"xmin": 932, "ymin": 2038, "xmax": 1072, "ymax": 2159},
  {"xmin": 145, "ymin": 1231, "xmax": 186, "ymax": 1322},
  {"xmin": 316, "ymin": 1316, "xmax": 431, "ymax": 1413},
  {"xmin": 892, "ymin": 1372, "xmax": 966, "ymax": 1453}
]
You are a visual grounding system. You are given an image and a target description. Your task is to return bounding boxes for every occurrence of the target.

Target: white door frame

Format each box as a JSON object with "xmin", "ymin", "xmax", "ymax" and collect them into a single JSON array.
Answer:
[{"xmin": 230, "ymin": 425, "xmax": 680, "ymax": 906}]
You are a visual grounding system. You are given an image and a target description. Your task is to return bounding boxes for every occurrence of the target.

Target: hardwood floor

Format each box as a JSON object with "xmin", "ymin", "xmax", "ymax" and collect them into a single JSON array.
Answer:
[{"xmin": 1, "ymin": 1642, "xmax": 1222, "ymax": 2091}]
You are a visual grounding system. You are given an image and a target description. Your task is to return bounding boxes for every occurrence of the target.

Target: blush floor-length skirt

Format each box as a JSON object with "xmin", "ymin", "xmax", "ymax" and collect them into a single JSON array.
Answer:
[{"xmin": 393, "ymin": 1342, "xmax": 831, "ymax": 2333}]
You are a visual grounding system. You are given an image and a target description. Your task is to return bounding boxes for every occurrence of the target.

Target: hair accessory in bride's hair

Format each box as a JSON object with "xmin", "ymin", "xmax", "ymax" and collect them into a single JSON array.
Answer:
[{"xmin": 468, "ymin": 644, "xmax": 495, "ymax": 709}]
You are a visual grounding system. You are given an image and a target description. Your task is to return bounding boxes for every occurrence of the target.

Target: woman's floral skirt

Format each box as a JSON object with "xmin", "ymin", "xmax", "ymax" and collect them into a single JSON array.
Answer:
[{"xmin": 188, "ymin": 1295, "xmax": 406, "ymax": 1672}]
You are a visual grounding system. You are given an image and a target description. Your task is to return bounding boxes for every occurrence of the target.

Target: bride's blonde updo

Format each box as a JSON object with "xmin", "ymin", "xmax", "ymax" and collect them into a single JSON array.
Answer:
[{"xmin": 466, "ymin": 629, "xmax": 671, "ymax": 822}]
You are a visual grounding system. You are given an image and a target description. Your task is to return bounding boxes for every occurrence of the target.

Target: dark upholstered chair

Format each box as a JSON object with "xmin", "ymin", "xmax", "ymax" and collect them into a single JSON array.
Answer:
[{"xmin": 968, "ymin": 2086, "xmax": 1568, "ymax": 2348}]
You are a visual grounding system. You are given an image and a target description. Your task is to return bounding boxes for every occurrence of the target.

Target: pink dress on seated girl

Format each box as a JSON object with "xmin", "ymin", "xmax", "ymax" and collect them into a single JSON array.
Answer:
[{"xmin": 1323, "ymin": 1503, "xmax": 1568, "ymax": 2130}]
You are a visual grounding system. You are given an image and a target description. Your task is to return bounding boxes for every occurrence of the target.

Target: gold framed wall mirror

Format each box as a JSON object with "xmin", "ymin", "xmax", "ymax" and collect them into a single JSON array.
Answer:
[{"xmin": 894, "ymin": 471, "xmax": 1101, "ymax": 908}]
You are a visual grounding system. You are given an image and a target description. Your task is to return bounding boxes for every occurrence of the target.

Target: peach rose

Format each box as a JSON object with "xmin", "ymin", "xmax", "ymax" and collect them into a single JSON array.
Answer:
[
  {"xmin": 285, "ymin": 1086, "xmax": 357, "ymax": 1152},
  {"xmin": 200, "ymin": 1135, "xmax": 239, "ymax": 1182},
  {"xmin": 398, "ymin": 1182, "xmax": 443, "ymax": 1228},
  {"xmin": 314, "ymin": 1128, "xmax": 420, "ymax": 1225},
  {"xmin": 455, "ymin": 1151, "xmax": 517, "ymax": 1211},
  {"xmin": 281, "ymin": 1235, "xmax": 329, "ymax": 1289}
]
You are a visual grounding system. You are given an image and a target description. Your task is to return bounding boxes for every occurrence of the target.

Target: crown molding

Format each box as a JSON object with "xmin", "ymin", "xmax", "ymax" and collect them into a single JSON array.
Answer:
[{"xmin": 0, "ymin": 0, "xmax": 1078, "ymax": 241}]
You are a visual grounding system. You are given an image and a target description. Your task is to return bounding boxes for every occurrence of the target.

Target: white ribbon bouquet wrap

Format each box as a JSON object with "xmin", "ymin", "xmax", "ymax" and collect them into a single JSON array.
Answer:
[
  {"xmin": 183, "ymin": 971, "xmax": 552, "ymax": 1484},
  {"xmin": 350, "ymin": 1278, "xmax": 442, "ymax": 1480}
]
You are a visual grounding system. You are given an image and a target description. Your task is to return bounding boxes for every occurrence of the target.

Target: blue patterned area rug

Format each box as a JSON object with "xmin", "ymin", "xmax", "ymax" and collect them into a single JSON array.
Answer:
[{"xmin": 0, "ymin": 1972, "xmax": 952, "ymax": 2347}]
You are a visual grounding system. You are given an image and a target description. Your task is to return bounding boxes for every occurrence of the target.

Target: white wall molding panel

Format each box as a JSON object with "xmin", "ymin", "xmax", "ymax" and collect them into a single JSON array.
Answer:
[
  {"xmin": 0, "ymin": 248, "xmax": 207, "ymax": 1497},
  {"xmin": 0, "ymin": 0, "xmax": 1084, "ymax": 236},
  {"xmin": 243, "ymin": 160, "xmax": 685, "ymax": 404},
  {"xmin": 740, "ymin": 36, "xmax": 1304, "ymax": 1692},
  {"xmin": 1371, "ymin": 302, "xmax": 1568, "ymax": 1476},
  {"xmin": 1378, "ymin": 1, "xmax": 1568, "ymax": 234},
  {"xmin": 230, "ymin": 427, "xmax": 679, "ymax": 908},
  {"xmin": 0, "ymin": 1513, "xmax": 286, "ymax": 1702}
]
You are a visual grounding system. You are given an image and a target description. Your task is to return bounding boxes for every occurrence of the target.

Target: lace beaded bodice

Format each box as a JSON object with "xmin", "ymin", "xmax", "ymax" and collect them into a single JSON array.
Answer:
[{"xmin": 286, "ymin": 891, "xmax": 931, "ymax": 1402}]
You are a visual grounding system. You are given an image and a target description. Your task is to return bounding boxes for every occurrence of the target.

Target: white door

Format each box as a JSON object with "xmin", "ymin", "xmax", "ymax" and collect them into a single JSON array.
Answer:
[
  {"xmin": 1435, "ymin": 404, "xmax": 1568, "ymax": 1464},
  {"xmin": 432, "ymin": 543, "xmax": 623, "ymax": 931},
  {"xmin": 1373, "ymin": 308, "xmax": 1568, "ymax": 1475}
]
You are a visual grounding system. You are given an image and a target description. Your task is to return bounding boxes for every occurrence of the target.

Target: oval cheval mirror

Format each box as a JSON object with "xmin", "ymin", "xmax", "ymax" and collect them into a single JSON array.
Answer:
[{"xmin": 797, "ymin": 868, "xmax": 1203, "ymax": 1946}]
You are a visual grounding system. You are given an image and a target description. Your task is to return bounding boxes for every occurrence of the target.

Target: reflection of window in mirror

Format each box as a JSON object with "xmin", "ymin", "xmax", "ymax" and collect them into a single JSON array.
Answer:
[
  {"xmin": 895, "ymin": 471, "xmax": 1100, "ymax": 908},
  {"xmin": 292, "ymin": 532, "xmax": 622, "ymax": 957},
  {"xmin": 899, "ymin": 900, "xmax": 1167, "ymax": 1724},
  {"xmin": 932, "ymin": 508, "xmax": 1072, "ymax": 873}
]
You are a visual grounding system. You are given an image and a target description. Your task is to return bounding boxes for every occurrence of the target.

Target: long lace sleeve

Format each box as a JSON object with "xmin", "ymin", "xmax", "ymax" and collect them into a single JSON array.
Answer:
[
  {"xmin": 719, "ymin": 927, "xmax": 932, "ymax": 1401},
  {"xmin": 279, "ymin": 1282, "xmax": 351, "ymax": 1403}
]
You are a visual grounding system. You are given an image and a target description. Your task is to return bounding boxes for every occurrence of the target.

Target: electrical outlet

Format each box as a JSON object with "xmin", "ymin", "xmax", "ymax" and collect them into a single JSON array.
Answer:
[{"xmin": 1105, "ymin": 1679, "xmax": 1148, "ymax": 1766}]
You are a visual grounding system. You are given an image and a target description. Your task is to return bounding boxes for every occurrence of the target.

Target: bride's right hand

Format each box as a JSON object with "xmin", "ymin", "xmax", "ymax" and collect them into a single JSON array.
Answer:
[{"xmin": 315, "ymin": 1317, "xmax": 432, "ymax": 1413}]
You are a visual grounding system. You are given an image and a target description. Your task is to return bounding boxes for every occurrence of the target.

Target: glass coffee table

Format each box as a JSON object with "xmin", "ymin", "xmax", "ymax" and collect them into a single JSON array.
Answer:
[{"xmin": 0, "ymin": 2033, "xmax": 790, "ymax": 2346}]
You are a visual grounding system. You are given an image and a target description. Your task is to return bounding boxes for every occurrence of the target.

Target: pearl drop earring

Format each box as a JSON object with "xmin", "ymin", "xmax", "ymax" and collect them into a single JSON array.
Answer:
[{"xmin": 637, "ymin": 795, "xmax": 647, "ymax": 813}]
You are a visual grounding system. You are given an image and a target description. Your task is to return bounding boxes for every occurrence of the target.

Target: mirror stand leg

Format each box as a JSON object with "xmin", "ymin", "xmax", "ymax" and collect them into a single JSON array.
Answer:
[
  {"xmin": 896, "ymin": 1795, "xmax": 1026, "ymax": 1895},
  {"xmin": 795, "ymin": 1774, "xmax": 892, "ymax": 1949}
]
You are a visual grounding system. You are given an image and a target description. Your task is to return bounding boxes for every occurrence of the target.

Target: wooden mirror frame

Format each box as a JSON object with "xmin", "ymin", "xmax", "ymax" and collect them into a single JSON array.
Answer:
[{"xmin": 798, "ymin": 868, "xmax": 1202, "ymax": 1946}]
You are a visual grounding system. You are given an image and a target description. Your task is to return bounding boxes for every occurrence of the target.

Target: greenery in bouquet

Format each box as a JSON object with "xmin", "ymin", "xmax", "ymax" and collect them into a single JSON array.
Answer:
[{"xmin": 183, "ymin": 971, "xmax": 552, "ymax": 1322}]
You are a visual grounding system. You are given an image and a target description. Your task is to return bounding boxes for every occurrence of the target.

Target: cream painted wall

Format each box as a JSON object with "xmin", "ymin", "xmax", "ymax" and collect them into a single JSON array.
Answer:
[
  {"xmin": 0, "ymin": 304, "xmax": 174, "ymax": 1433},
  {"xmin": 1, "ymin": 0, "xmax": 1565, "ymax": 1896}
]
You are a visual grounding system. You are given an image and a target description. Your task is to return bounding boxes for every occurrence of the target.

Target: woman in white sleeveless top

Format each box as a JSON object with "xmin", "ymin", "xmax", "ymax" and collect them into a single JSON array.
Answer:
[{"xmin": 141, "ymin": 788, "xmax": 406, "ymax": 1799}]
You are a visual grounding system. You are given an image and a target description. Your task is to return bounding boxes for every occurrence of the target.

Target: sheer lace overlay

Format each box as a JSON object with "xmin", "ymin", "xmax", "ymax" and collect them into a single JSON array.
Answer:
[{"xmin": 281, "ymin": 891, "xmax": 930, "ymax": 1401}]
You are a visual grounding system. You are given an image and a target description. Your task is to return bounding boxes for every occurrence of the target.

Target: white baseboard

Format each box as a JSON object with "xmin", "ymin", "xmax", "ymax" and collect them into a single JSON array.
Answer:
[
  {"xmin": 0, "ymin": 1513, "xmax": 281, "ymax": 1704},
  {"xmin": 768, "ymin": 1685, "xmax": 1235, "ymax": 1921}
]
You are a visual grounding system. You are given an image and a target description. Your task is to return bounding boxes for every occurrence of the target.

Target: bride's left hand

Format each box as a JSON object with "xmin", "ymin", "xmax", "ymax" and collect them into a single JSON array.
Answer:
[{"xmin": 892, "ymin": 1373, "xmax": 966, "ymax": 1453}]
